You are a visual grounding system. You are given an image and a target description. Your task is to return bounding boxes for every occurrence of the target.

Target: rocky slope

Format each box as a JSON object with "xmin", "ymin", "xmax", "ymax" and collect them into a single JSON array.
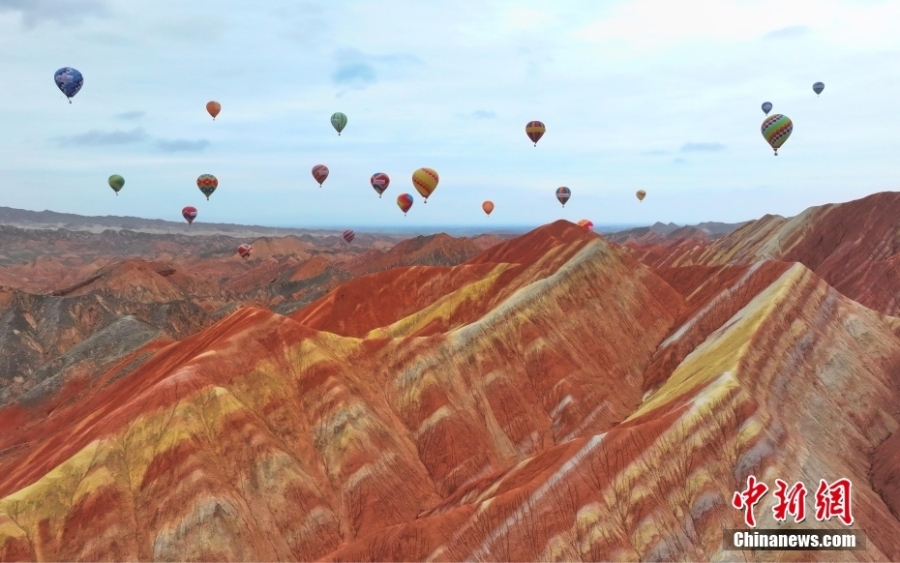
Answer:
[{"xmin": 2, "ymin": 196, "xmax": 900, "ymax": 561}]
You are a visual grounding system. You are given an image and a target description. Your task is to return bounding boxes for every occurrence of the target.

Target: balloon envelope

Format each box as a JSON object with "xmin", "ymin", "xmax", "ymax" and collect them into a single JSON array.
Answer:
[
  {"xmin": 206, "ymin": 101, "xmax": 221, "ymax": 119},
  {"xmin": 525, "ymin": 121, "xmax": 545, "ymax": 146},
  {"xmin": 371, "ymin": 173, "xmax": 390, "ymax": 197},
  {"xmin": 761, "ymin": 102, "xmax": 772, "ymax": 115},
  {"xmin": 636, "ymin": 190, "xmax": 646, "ymax": 201},
  {"xmin": 108, "ymin": 174, "xmax": 124, "ymax": 194},
  {"xmin": 197, "ymin": 174, "xmax": 218, "ymax": 199},
  {"xmin": 556, "ymin": 187, "xmax": 571, "ymax": 207},
  {"xmin": 331, "ymin": 112, "xmax": 347, "ymax": 135},
  {"xmin": 813, "ymin": 82, "xmax": 824, "ymax": 95},
  {"xmin": 312, "ymin": 165, "xmax": 329, "ymax": 186},
  {"xmin": 342, "ymin": 229, "xmax": 355, "ymax": 243},
  {"xmin": 412, "ymin": 168, "xmax": 439, "ymax": 202},
  {"xmin": 482, "ymin": 201, "xmax": 494, "ymax": 215},
  {"xmin": 761, "ymin": 114, "xmax": 793, "ymax": 155},
  {"xmin": 577, "ymin": 219, "xmax": 594, "ymax": 231},
  {"xmin": 54, "ymin": 67, "xmax": 83, "ymax": 101},
  {"xmin": 182, "ymin": 206, "xmax": 198, "ymax": 225},
  {"xmin": 237, "ymin": 244, "xmax": 252, "ymax": 258},
  {"xmin": 397, "ymin": 193, "xmax": 413, "ymax": 214}
]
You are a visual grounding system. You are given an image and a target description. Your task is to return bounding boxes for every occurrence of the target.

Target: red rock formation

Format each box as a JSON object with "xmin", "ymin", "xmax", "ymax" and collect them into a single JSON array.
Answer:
[{"xmin": 3, "ymin": 206, "xmax": 900, "ymax": 561}]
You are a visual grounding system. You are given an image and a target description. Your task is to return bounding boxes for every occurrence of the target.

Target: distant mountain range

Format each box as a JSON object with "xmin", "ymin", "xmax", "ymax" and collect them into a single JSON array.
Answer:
[{"xmin": 0, "ymin": 206, "xmax": 747, "ymax": 239}]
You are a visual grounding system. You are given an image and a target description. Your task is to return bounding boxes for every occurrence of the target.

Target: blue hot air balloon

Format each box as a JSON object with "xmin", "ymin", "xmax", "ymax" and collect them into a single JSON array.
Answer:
[
  {"xmin": 813, "ymin": 82, "xmax": 824, "ymax": 96},
  {"xmin": 54, "ymin": 68, "xmax": 83, "ymax": 103},
  {"xmin": 761, "ymin": 101, "xmax": 772, "ymax": 115}
]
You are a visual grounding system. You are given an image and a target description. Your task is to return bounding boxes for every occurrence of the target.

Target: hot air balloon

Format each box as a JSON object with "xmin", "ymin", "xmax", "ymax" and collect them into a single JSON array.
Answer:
[
  {"xmin": 397, "ymin": 193, "xmax": 413, "ymax": 215},
  {"xmin": 54, "ymin": 67, "xmax": 83, "ymax": 103},
  {"xmin": 331, "ymin": 112, "xmax": 347, "ymax": 135},
  {"xmin": 636, "ymin": 190, "xmax": 646, "ymax": 202},
  {"xmin": 197, "ymin": 174, "xmax": 218, "ymax": 199},
  {"xmin": 412, "ymin": 168, "xmax": 439, "ymax": 203},
  {"xmin": 371, "ymin": 173, "xmax": 390, "ymax": 198},
  {"xmin": 526, "ymin": 121, "xmax": 545, "ymax": 146},
  {"xmin": 577, "ymin": 219, "xmax": 594, "ymax": 231},
  {"xmin": 237, "ymin": 244, "xmax": 252, "ymax": 259},
  {"xmin": 182, "ymin": 206, "xmax": 198, "ymax": 225},
  {"xmin": 312, "ymin": 165, "xmax": 329, "ymax": 187},
  {"xmin": 108, "ymin": 174, "xmax": 124, "ymax": 196},
  {"xmin": 342, "ymin": 229, "xmax": 355, "ymax": 243},
  {"xmin": 206, "ymin": 101, "xmax": 221, "ymax": 120},
  {"xmin": 761, "ymin": 102, "xmax": 772, "ymax": 115},
  {"xmin": 482, "ymin": 201, "xmax": 494, "ymax": 216},
  {"xmin": 761, "ymin": 114, "xmax": 793, "ymax": 155},
  {"xmin": 556, "ymin": 187, "xmax": 571, "ymax": 207},
  {"xmin": 813, "ymin": 82, "xmax": 824, "ymax": 96}
]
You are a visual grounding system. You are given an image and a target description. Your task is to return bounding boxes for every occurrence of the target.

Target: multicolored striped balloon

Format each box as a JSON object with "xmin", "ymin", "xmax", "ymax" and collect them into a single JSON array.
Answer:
[
  {"xmin": 371, "ymin": 173, "xmax": 389, "ymax": 198},
  {"xmin": 342, "ymin": 229, "xmax": 355, "ymax": 243},
  {"xmin": 397, "ymin": 193, "xmax": 413, "ymax": 215},
  {"xmin": 526, "ymin": 121, "xmax": 545, "ymax": 146},
  {"xmin": 556, "ymin": 187, "xmax": 571, "ymax": 207},
  {"xmin": 108, "ymin": 174, "xmax": 124, "ymax": 195},
  {"xmin": 412, "ymin": 168, "xmax": 438, "ymax": 203},
  {"xmin": 312, "ymin": 165, "xmax": 329, "ymax": 187},
  {"xmin": 761, "ymin": 114, "xmax": 792, "ymax": 155},
  {"xmin": 197, "ymin": 174, "xmax": 218, "ymax": 200}
]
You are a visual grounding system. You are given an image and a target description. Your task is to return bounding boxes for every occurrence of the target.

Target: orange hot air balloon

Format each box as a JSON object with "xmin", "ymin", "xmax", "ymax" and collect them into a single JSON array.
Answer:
[
  {"xmin": 636, "ymin": 190, "xmax": 646, "ymax": 202},
  {"xmin": 206, "ymin": 101, "xmax": 221, "ymax": 120},
  {"xmin": 412, "ymin": 167, "xmax": 439, "ymax": 203},
  {"xmin": 482, "ymin": 201, "xmax": 494, "ymax": 216}
]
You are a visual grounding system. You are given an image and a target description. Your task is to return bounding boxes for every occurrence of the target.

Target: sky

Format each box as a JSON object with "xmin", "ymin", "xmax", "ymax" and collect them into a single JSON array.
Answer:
[{"xmin": 1, "ymin": 0, "xmax": 899, "ymax": 230}]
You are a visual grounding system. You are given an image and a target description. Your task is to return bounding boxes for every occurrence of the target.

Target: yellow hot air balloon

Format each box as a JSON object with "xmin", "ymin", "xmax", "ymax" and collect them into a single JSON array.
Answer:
[
  {"xmin": 636, "ymin": 190, "xmax": 646, "ymax": 202},
  {"xmin": 412, "ymin": 168, "xmax": 439, "ymax": 203},
  {"xmin": 482, "ymin": 201, "xmax": 494, "ymax": 216}
]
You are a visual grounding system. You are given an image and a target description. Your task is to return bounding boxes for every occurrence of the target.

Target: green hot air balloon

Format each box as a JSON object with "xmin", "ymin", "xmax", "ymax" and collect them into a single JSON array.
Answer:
[
  {"xmin": 761, "ymin": 114, "xmax": 792, "ymax": 156},
  {"xmin": 108, "ymin": 174, "xmax": 125, "ymax": 195},
  {"xmin": 331, "ymin": 112, "xmax": 347, "ymax": 136}
]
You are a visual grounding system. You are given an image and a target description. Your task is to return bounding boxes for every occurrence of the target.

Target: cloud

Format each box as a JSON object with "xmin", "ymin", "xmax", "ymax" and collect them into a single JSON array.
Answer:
[
  {"xmin": 155, "ymin": 139, "xmax": 210, "ymax": 152},
  {"xmin": 115, "ymin": 110, "xmax": 145, "ymax": 120},
  {"xmin": 332, "ymin": 49, "xmax": 422, "ymax": 92},
  {"xmin": 762, "ymin": 25, "xmax": 809, "ymax": 40},
  {"xmin": 680, "ymin": 142, "xmax": 726, "ymax": 152},
  {"xmin": 0, "ymin": 0, "xmax": 107, "ymax": 28},
  {"xmin": 54, "ymin": 128, "xmax": 149, "ymax": 147},
  {"xmin": 641, "ymin": 149, "xmax": 669, "ymax": 156}
]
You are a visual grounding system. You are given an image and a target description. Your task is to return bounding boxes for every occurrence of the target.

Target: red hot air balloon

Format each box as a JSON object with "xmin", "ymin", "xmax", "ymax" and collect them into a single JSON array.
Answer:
[
  {"xmin": 182, "ymin": 206, "xmax": 198, "ymax": 226},
  {"xmin": 342, "ymin": 229, "xmax": 355, "ymax": 243},
  {"xmin": 577, "ymin": 219, "xmax": 594, "ymax": 231},
  {"xmin": 371, "ymin": 173, "xmax": 390, "ymax": 198},
  {"xmin": 312, "ymin": 165, "xmax": 329, "ymax": 187},
  {"xmin": 526, "ymin": 121, "xmax": 545, "ymax": 146},
  {"xmin": 556, "ymin": 187, "xmax": 571, "ymax": 207},
  {"xmin": 237, "ymin": 244, "xmax": 252, "ymax": 259},
  {"xmin": 397, "ymin": 193, "xmax": 413, "ymax": 215}
]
